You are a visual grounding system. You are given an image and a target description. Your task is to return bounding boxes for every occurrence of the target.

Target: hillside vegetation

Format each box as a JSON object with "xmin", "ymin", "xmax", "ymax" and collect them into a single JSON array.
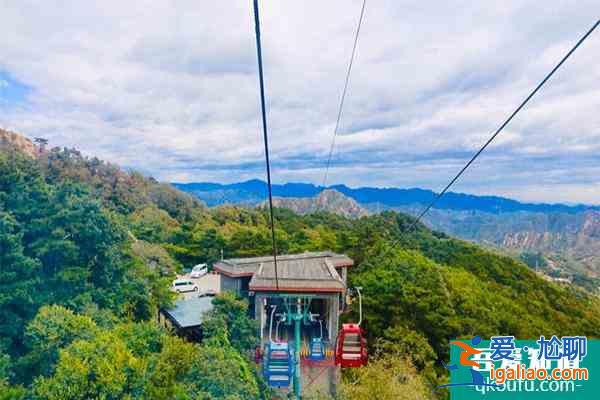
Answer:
[
  {"xmin": 178, "ymin": 180, "xmax": 600, "ymax": 290},
  {"xmin": 2, "ymin": 137, "xmax": 600, "ymax": 398}
]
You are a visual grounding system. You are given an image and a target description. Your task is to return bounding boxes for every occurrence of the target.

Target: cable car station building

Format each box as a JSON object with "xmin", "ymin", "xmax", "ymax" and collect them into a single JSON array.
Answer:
[{"xmin": 213, "ymin": 251, "xmax": 354, "ymax": 396}]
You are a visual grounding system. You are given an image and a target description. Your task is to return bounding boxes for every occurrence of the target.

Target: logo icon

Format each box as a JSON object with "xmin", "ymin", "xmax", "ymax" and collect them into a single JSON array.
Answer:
[{"xmin": 437, "ymin": 336, "xmax": 501, "ymax": 390}]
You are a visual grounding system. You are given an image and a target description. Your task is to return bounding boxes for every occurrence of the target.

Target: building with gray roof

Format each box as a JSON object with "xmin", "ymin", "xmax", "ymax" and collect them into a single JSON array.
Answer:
[
  {"xmin": 213, "ymin": 251, "xmax": 353, "ymax": 344},
  {"xmin": 213, "ymin": 251, "xmax": 354, "ymax": 397},
  {"xmin": 158, "ymin": 296, "xmax": 214, "ymax": 342}
]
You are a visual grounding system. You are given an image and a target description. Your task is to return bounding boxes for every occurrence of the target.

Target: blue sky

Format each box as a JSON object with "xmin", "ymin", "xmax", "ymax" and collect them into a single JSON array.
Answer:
[
  {"xmin": 0, "ymin": 71, "xmax": 30, "ymax": 105},
  {"xmin": 0, "ymin": 1, "xmax": 599, "ymax": 204}
]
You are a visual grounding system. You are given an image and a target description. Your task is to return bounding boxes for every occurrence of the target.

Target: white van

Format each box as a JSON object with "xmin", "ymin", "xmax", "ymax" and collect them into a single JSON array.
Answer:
[
  {"xmin": 190, "ymin": 264, "xmax": 208, "ymax": 278},
  {"xmin": 172, "ymin": 279, "xmax": 198, "ymax": 293}
]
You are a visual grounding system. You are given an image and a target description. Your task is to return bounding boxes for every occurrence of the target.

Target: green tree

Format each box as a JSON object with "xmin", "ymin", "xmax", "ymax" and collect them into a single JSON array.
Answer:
[
  {"xmin": 376, "ymin": 324, "xmax": 439, "ymax": 386},
  {"xmin": 197, "ymin": 228, "xmax": 227, "ymax": 265},
  {"xmin": 129, "ymin": 205, "xmax": 181, "ymax": 243},
  {"xmin": 144, "ymin": 336, "xmax": 196, "ymax": 400},
  {"xmin": 131, "ymin": 240, "xmax": 180, "ymax": 275},
  {"xmin": 204, "ymin": 292, "xmax": 259, "ymax": 353},
  {"xmin": 0, "ymin": 352, "xmax": 27, "ymax": 399},
  {"xmin": 23, "ymin": 305, "xmax": 99, "ymax": 378},
  {"xmin": 182, "ymin": 344, "xmax": 260, "ymax": 400},
  {"xmin": 33, "ymin": 331, "xmax": 146, "ymax": 400},
  {"xmin": 0, "ymin": 381, "xmax": 27, "ymax": 400},
  {"xmin": 114, "ymin": 321, "xmax": 167, "ymax": 358},
  {"xmin": 339, "ymin": 353, "xmax": 434, "ymax": 400},
  {"xmin": 352, "ymin": 248, "xmax": 457, "ymax": 357},
  {"xmin": 0, "ymin": 211, "xmax": 40, "ymax": 355},
  {"xmin": 0, "ymin": 352, "xmax": 11, "ymax": 382},
  {"xmin": 201, "ymin": 312, "xmax": 231, "ymax": 348},
  {"xmin": 228, "ymin": 227, "xmax": 272, "ymax": 258}
]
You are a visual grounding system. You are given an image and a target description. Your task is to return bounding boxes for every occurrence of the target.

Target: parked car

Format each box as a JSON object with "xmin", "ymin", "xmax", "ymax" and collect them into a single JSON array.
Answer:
[
  {"xmin": 190, "ymin": 263, "xmax": 208, "ymax": 278},
  {"xmin": 172, "ymin": 279, "xmax": 198, "ymax": 293},
  {"xmin": 198, "ymin": 289, "xmax": 217, "ymax": 298}
]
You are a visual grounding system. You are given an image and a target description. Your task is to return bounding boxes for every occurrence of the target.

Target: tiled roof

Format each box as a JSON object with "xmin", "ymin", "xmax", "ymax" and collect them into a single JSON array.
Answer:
[
  {"xmin": 213, "ymin": 251, "xmax": 352, "ymax": 293},
  {"xmin": 213, "ymin": 251, "xmax": 353, "ymax": 278}
]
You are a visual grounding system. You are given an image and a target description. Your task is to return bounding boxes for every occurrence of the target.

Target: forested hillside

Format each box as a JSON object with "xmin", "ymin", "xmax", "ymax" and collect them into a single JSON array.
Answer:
[
  {"xmin": 178, "ymin": 180, "xmax": 600, "ymax": 294},
  {"xmin": 0, "ymin": 144, "xmax": 271, "ymax": 399},
  {"xmin": 2, "ymin": 138, "xmax": 600, "ymax": 399}
]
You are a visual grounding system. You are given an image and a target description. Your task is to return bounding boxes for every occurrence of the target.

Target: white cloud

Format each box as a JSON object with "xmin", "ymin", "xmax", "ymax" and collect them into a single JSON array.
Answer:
[{"xmin": 0, "ymin": 0, "xmax": 599, "ymax": 203}]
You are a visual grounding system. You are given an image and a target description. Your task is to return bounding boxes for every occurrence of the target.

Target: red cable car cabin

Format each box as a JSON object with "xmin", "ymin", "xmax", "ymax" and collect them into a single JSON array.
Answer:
[{"xmin": 335, "ymin": 323, "xmax": 368, "ymax": 368}]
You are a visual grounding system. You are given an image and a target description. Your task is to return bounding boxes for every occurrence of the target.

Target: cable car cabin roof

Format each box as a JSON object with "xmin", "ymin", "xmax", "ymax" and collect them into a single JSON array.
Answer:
[
  {"xmin": 341, "ymin": 323, "xmax": 362, "ymax": 332},
  {"xmin": 214, "ymin": 251, "xmax": 353, "ymax": 293}
]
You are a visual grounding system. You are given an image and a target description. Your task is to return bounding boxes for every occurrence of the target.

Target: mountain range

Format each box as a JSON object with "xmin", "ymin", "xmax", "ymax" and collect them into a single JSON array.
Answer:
[
  {"xmin": 174, "ymin": 180, "xmax": 600, "ymax": 289},
  {"xmin": 173, "ymin": 179, "xmax": 599, "ymax": 214},
  {"xmin": 4, "ymin": 129, "xmax": 600, "ymax": 398},
  {"xmin": 3, "ymin": 127, "xmax": 599, "ymax": 290}
]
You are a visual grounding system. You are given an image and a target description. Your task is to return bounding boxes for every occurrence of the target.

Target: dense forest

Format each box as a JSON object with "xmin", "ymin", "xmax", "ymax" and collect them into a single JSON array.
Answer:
[{"xmin": 2, "ymin": 143, "xmax": 600, "ymax": 399}]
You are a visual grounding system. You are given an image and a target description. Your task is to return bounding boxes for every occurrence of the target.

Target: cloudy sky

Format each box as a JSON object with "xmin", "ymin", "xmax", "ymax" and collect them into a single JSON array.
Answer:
[{"xmin": 1, "ymin": 1, "xmax": 599, "ymax": 204}]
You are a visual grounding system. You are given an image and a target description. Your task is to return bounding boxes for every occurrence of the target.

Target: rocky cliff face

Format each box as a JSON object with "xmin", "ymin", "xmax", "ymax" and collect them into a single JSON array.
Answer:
[
  {"xmin": 488, "ymin": 211, "xmax": 600, "ymax": 253},
  {"xmin": 0, "ymin": 128, "xmax": 38, "ymax": 158},
  {"xmin": 400, "ymin": 207, "xmax": 600, "ymax": 280},
  {"xmin": 269, "ymin": 189, "xmax": 369, "ymax": 219}
]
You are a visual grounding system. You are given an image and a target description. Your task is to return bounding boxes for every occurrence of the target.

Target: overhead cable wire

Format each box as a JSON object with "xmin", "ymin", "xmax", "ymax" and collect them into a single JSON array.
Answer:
[
  {"xmin": 384, "ymin": 18, "xmax": 600, "ymax": 253},
  {"xmin": 252, "ymin": 0, "xmax": 279, "ymax": 289},
  {"xmin": 320, "ymin": 0, "xmax": 367, "ymax": 196}
]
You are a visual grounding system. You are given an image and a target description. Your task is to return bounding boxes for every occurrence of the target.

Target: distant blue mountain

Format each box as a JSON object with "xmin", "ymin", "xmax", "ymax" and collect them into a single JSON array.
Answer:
[{"xmin": 173, "ymin": 179, "xmax": 599, "ymax": 214}]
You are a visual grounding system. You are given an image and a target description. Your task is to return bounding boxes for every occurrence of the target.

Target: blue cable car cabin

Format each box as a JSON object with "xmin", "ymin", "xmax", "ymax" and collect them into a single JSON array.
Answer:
[
  {"xmin": 308, "ymin": 319, "xmax": 326, "ymax": 361},
  {"xmin": 309, "ymin": 337, "xmax": 326, "ymax": 361},
  {"xmin": 264, "ymin": 341, "xmax": 294, "ymax": 388}
]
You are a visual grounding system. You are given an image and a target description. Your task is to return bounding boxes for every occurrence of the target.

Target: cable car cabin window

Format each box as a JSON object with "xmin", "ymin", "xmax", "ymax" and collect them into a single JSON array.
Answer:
[{"xmin": 342, "ymin": 333, "xmax": 361, "ymax": 357}]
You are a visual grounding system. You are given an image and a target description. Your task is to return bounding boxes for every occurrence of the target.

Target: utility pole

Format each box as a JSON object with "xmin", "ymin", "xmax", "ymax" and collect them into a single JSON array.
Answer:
[
  {"xmin": 281, "ymin": 296, "xmax": 311, "ymax": 399},
  {"xmin": 292, "ymin": 298, "xmax": 302, "ymax": 398}
]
